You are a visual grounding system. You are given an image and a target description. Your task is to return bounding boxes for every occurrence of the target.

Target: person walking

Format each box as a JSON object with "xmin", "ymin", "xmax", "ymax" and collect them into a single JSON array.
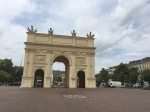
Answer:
[{"xmin": 57, "ymin": 81, "xmax": 61, "ymax": 88}]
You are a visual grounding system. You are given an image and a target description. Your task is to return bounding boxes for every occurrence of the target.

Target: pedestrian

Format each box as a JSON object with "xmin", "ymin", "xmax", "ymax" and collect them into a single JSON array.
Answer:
[{"xmin": 57, "ymin": 81, "xmax": 61, "ymax": 88}]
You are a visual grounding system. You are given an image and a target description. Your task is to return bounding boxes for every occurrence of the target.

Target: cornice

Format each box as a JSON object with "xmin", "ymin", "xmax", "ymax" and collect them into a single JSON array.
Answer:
[
  {"xmin": 27, "ymin": 33, "xmax": 95, "ymax": 40},
  {"xmin": 25, "ymin": 42, "xmax": 96, "ymax": 50}
]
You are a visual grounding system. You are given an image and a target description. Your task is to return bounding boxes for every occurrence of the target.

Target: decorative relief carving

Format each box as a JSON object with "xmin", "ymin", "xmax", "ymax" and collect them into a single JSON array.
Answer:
[
  {"xmin": 72, "ymin": 51, "xmax": 77, "ymax": 56},
  {"xmin": 25, "ymin": 48, "xmax": 35, "ymax": 53},
  {"xmin": 25, "ymin": 49, "xmax": 53, "ymax": 54},
  {"xmin": 54, "ymin": 50, "xmax": 90, "ymax": 56},
  {"xmin": 87, "ymin": 51, "xmax": 95, "ymax": 56},
  {"xmin": 35, "ymin": 55, "xmax": 46, "ymax": 62},
  {"xmin": 47, "ymin": 50, "xmax": 53, "ymax": 54},
  {"xmin": 25, "ymin": 48, "xmax": 94, "ymax": 57},
  {"xmin": 76, "ymin": 68, "xmax": 86, "ymax": 73},
  {"xmin": 52, "ymin": 50, "xmax": 71, "ymax": 55},
  {"xmin": 52, "ymin": 50, "xmax": 60, "ymax": 54},
  {"xmin": 75, "ymin": 52, "xmax": 87, "ymax": 56},
  {"xmin": 64, "ymin": 51, "xmax": 73, "ymax": 55},
  {"xmin": 76, "ymin": 57, "xmax": 86, "ymax": 65},
  {"xmin": 35, "ymin": 49, "xmax": 48, "ymax": 54},
  {"xmin": 34, "ymin": 66, "xmax": 45, "ymax": 71}
]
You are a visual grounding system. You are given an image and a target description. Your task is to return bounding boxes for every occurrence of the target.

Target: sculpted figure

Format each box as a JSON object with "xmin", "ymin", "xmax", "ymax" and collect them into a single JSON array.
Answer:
[
  {"xmin": 86, "ymin": 32, "xmax": 94, "ymax": 38},
  {"xmin": 26, "ymin": 26, "xmax": 38, "ymax": 33},
  {"xmin": 48, "ymin": 28, "xmax": 54, "ymax": 35},
  {"xmin": 71, "ymin": 30, "xmax": 76, "ymax": 37}
]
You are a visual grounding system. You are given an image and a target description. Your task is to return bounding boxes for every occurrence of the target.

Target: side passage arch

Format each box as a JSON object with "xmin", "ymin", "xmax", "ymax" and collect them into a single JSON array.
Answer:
[
  {"xmin": 34, "ymin": 69, "xmax": 44, "ymax": 88},
  {"xmin": 77, "ymin": 71, "xmax": 85, "ymax": 88}
]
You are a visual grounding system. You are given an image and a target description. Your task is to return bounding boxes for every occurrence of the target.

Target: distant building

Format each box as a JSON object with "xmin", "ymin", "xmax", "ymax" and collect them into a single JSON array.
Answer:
[
  {"xmin": 129, "ymin": 57, "xmax": 150, "ymax": 72},
  {"xmin": 107, "ymin": 66, "xmax": 117, "ymax": 75},
  {"xmin": 107, "ymin": 57, "xmax": 150, "ymax": 74},
  {"xmin": 52, "ymin": 70, "xmax": 66, "ymax": 82},
  {"xmin": 52, "ymin": 70, "xmax": 65, "ymax": 78}
]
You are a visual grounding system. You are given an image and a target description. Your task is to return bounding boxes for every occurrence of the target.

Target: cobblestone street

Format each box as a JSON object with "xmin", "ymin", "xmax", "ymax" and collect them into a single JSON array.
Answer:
[{"xmin": 0, "ymin": 86, "xmax": 150, "ymax": 112}]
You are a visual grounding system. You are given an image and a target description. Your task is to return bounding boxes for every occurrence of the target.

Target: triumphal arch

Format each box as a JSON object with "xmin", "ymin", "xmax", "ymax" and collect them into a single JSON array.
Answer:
[{"xmin": 21, "ymin": 26, "xmax": 96, "ymax": 88}]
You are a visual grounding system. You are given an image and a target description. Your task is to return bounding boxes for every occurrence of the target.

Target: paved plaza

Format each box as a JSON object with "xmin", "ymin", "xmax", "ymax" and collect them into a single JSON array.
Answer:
[{"xmin": 0, "ymin": 86, "xmax": 150, "ymax": 112}]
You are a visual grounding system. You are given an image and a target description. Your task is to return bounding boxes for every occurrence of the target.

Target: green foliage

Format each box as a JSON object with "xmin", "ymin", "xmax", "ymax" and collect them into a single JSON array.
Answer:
[
  {"xmin": 0, "ymin": 59, "xmax": 13, "ymax": 74},
  {"xmin": 113, "ymin": 63, "xmax": 129, "ymax": 83},
  {"xmin": 141, "ymin": 69, "xmax": 150, "ymax": 83},
  {"xmin": 95, "ymin": 74, "xmax": 99, "ymax": 82},
  {"xmin": 128, "ymin": 67, "xmax": 138, "ymax": 84},
  {"xmin": 0, "ymin": 70, "xmax": 12, "ymax": 83},
  {"xmin": 14, "ymin": 67, "xmax": 23, "ymax": 81},
  {"xmin": 35, "ymin": 75, "xmax": 43, "ymax": 80},
  {"xmin": 96, "ymin": 68, "xmax": 109, "ymax": 83},
  {"xmin": 96, "ymin": 63, "xmax": 144, "ymax": 85},
  {"xmin": 0, "ymin": 58, "xmax": 23, "ymax": 82},
  {"xmin": 56, "ymin": 76, "xmax": 62, "ymax": 82},
  {"xmin": 0, "ymin": 59, "xmax": 14, "ymax": 82}
]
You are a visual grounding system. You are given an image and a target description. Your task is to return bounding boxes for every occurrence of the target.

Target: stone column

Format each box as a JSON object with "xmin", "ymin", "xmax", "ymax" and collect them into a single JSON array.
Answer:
[
  {"xmin": 44, "ymin": 51, "xmax": 52, "ymax": 88},
  {"xmin": 22, "ymin": 48, "xmax": 29, "ymax": 77},
  {"xmin": 70, "ymin": 55, "xmax": 76, "ymax": 88},
  {"xmin": 21, "ymin": 48, "xmax": 34, "ymax": 88},
  {"xmin": 88, "ymin": 52, "xmax": 96, "ymax": 88},
  {"xmin": 20, "ymin": 48, "xmax": 29, "ymax": 88}
]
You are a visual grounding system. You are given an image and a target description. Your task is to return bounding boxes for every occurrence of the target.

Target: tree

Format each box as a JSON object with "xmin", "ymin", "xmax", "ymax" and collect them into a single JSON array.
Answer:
[
  {"xmin": 113, "ymin": 63, "xmax": 129, "ymax": 84},
  {"xmin": 0, "ymin": 71, "xmax": 5, "ymax": 82},
  {"xmin": 96, "ymin": 68, "xmax": 109, "ymax": 83},
  {"xmin": 128, "ymin": 67, "xmax": 139, "ymax": 84},
  {"xmin": 56, "ymin": 76, "xmax": 62, "ymax": 82},
  {"xmin": 14, "ymin": 67, "xmax": 23, "ymax": 82},
  {"xmin": 0, "ymin": 58, "xmax": 13, "ymax": 74},
  {"xmin": 95, "ymin": 73, "xmax": 99, "ymax": 82},
  {"xmin": 0, "ymin": 59, "xmax": 14, "ymax": 83},
  {"xmin": 0, "ymin": 70, "xmax": 12, "ymax": 83},
  {"xmin": 141, "ymin": 69, "xmax": 150, "ymax": 83}
]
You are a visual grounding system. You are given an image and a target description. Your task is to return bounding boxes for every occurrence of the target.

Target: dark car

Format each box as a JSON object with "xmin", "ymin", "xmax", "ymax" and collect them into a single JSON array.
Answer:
[{"xmin": 9, "ymin": 82, "xmax": 21, "ymax": 86}]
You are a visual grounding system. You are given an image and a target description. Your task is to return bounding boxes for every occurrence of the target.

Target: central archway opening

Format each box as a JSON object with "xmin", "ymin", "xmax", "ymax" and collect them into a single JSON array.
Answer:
[
  {"xmin": 77, "ymin": 71, "xmax": 85, "ymax": 88},
  {"xmin": 52, "ymin": 56, "xmax": 70, "ymax": 88},
  {"xmin": 34, "ymin": 69, "xmax": 44, "ymax": 88}
]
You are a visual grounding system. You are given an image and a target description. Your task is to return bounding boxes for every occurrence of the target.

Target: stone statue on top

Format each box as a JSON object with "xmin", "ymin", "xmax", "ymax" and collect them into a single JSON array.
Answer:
[
  {"xmin": 86, "ymin": 32, "xmax": 94, "ymax": 38},
  {"xmin": 26, "ymin": 26, "xmax": 38, "ymax": 33},
  {"xmin": 71, "ymin": 30, "xmax": 76, "ymax": 37}
]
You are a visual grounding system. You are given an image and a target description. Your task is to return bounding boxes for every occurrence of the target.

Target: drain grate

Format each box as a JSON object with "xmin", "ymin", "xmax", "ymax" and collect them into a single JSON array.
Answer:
[{"xmin": 63, "ymin": 95, "xmax": 88, "ymax": 99}]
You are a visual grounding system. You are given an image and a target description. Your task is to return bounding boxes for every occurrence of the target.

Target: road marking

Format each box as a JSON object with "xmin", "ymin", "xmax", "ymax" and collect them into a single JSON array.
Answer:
[{"xmin": 63, "ymin": 95, "xmax": 88, "ymax": 99}]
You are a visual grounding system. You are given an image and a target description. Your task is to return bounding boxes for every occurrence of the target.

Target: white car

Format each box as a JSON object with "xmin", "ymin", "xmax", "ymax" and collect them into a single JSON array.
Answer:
[
  {"xmin": 134, "ymin": 83, "xmax": 140, "ymax": 87},
  {"xmin": 109, "ymin": 81, "xmax": 123, "ymax": 88}
]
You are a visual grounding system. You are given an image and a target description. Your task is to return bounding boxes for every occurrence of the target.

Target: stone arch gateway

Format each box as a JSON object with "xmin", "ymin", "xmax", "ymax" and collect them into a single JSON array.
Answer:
[{"xmin": 21, "ymin": 26, "xmax": 96, "ymax": 88}]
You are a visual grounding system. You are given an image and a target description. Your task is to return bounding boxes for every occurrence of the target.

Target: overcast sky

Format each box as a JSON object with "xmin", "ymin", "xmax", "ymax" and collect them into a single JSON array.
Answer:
[{"xmin": 0, "ymin": 0, "xmax": 150, "ymax": 73}]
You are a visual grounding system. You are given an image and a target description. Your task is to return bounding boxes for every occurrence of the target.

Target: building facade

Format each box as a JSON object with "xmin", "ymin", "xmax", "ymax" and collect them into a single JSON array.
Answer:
[
  {"xmin": 107, "ymin": 66, "xmax": 117, "ymax": 75},
  {"xmin": 129, "ymin": 57, "xmax": 150, "ymax": 72}
]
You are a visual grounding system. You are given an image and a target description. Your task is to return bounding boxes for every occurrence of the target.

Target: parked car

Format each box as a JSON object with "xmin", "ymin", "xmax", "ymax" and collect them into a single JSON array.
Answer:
[
  {"xmin": 35, "ymin": 80, "xmax": 42, "ymax": 87},
  {"xmin": 133, "ymin": 83, "xmax": 140, "ymax": 87},
  {"xmin": 108, "ymin": 81, "xmax": 123, "ymax": 88},
  {"xmin": 9, "ymin": 82, "xmax": 21, "ymax": 86}
]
